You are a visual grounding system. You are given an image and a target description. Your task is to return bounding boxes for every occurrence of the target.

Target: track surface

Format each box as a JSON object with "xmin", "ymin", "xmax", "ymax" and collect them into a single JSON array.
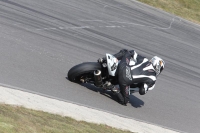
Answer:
[{"xmin": 0, "ymin": 0, "xmax": 200, "ymax": 132}]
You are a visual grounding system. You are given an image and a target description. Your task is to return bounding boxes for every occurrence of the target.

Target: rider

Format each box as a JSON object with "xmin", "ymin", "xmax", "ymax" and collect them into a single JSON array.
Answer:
[{"xmin": 98, "ymin": 49, "xmax": 165, "ymax": 106}]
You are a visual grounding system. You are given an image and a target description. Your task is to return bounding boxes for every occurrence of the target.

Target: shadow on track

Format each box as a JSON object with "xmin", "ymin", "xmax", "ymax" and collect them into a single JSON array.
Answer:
[
  {"xmin": 66, "ymin": 77, "xmax": 144, "ymax": 108},
  {"xmin": 82, "ymin": 83, "xmax": 144, "ymax": 108}
]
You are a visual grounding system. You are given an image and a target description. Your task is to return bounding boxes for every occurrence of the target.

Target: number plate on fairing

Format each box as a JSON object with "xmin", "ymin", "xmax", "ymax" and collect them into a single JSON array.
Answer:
[{"xmin": 106, "ymin": 53, "xmax": 119, "ymax": 76}]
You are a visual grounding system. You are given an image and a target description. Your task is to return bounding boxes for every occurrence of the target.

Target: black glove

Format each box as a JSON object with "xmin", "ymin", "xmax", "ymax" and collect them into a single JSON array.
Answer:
[
  {"xmin": 139, "ymin": 87, "xmax": 146, "ymax": 95},
  {"xmin": 97, "ymin": 57, "xmax": 106, "ymax": 63},
  {"xmin": 97, "ymin": 58, "xmax": 103, "ymax": 63}
]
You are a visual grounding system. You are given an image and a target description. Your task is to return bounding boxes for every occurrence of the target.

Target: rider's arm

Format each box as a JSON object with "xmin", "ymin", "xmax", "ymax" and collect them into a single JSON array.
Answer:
[
  {"xmin": 139, "ymin": 81, "xmax": 156, "ymax": 95},
  {"xmin": 129, "ymin": 50, "xmax": 148, "ymax": 65},
  {"xmin": 139, "ymin": 83, "xmax": 148, "ymax": 95},
  {"xmin": 129, "ymin": 50, "xmax": 138, "ymax": 62}
]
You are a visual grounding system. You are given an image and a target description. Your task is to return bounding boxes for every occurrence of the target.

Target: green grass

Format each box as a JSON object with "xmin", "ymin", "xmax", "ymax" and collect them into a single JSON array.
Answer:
[
  {"xmin": 0, "ymin": 104, "xmax": 132, "ymax": 133},
  {"xmin": 138, "ymin": 0, "xmax": 200, "ymax": 24}
]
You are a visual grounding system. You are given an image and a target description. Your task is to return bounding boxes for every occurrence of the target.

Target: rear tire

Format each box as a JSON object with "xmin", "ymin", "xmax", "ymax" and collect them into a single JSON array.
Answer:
[{"xmin": 68, "ymin": 62, "xmax": 102, "ymax": 83}]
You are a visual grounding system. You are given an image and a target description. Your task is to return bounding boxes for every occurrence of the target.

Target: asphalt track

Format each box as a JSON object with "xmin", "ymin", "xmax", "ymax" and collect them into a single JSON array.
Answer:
[{"xmin": 0, "ymin": 0, "xmax": 200, "ymax": 132}]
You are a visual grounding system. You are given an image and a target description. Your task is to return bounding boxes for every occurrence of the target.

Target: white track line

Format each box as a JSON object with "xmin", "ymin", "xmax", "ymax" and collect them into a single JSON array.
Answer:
[{"xmin": 35, "ymin": 18, "xmax": 175, "ymax": 31}]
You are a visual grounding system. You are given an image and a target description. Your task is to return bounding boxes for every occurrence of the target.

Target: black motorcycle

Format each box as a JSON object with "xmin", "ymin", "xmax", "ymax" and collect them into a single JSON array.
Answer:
[{"xmin": 68, "ymin": 53, "xmax": 139, "ymax": 93}]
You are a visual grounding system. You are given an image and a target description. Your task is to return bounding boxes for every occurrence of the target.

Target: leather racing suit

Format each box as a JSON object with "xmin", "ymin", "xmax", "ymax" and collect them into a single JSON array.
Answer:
[{"xmin": 107, "ymin": 49, "xmax": 157, "ymax": 105}]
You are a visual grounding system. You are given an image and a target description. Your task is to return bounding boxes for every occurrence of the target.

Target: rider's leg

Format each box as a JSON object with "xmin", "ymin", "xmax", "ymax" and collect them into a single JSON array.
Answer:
[
  {"xmin": 109, "ymin": 83, "xmax": 129, "ymax": 105},
  {"xmin": 118, "ymin": 84, "xmax": 129, "ymax": 105},
  {"xmin": 116, "ymin": 53, "xmax": 133, "ymax": 105},
  {"xmin": 110, "ymin": 86, "xmax": 125, "ymax": 104}
]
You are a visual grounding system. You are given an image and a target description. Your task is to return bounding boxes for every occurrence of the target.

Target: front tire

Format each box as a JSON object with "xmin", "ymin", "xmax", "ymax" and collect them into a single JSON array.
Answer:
[{"xmin": 68, "ymin": 62, "xmax": 102, "ymax": 83}]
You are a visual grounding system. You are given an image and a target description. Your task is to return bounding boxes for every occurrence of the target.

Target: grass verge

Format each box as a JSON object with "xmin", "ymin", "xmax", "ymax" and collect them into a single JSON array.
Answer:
[
  {"xmin": 0, "ymin": 104, "xmax": 132, "ymax": 133},
  {"xmin": 138, "ymin": 0, "xmax": 200, "ymax": 24}
]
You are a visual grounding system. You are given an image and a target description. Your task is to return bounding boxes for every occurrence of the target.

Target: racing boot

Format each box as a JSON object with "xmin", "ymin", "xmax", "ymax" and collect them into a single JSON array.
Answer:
[{"xmin": 110, "ymin": 86, "xmax": 125, "ymax": 105}]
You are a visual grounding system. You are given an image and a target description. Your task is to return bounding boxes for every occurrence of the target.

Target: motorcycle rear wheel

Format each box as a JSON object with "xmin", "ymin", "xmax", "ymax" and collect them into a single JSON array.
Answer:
[{"xmin": 67, "ymin": 62, "xmax": 102, "ymax": 83}]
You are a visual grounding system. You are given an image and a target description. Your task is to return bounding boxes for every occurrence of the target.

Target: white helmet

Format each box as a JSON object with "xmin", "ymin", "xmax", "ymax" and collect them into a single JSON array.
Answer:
[{"xmin": 150, "ymin": 56, "xmax": 165, "ymax": 76}]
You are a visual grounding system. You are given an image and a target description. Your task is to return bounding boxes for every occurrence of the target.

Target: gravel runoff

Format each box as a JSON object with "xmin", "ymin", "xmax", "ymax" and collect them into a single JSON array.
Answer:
[{"xmin": 0, "ymin": 86, "xmax": 178, "ymax": 133}]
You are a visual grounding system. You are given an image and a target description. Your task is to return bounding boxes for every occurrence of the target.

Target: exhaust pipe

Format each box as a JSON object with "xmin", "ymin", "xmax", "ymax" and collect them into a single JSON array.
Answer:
[{"xmin": 94, "ymin": 70, "xmax": 103, "ymax": 87}]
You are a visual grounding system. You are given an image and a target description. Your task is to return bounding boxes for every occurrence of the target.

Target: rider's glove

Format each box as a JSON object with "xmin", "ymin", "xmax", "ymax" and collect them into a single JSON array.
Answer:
[
  {"xmin": 139, "ymin": 88, "xmax": 146, "ymax": 95},
  {"xmin": 139, "ymin": 84, "xmax": 148, "ymax": 95},
  {"xmin": 97, "ymin": 57, "xmax": 106, "ymax": 63},
  {"xmin": 97, "ymin": 58, "xmax": 104, "ymax": 63}
]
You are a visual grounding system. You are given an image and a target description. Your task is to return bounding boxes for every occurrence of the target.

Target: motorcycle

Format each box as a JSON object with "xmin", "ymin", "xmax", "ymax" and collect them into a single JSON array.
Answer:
[{"xmin": 68, "ymin": 54, "xmax": 139, "ymax": 94}]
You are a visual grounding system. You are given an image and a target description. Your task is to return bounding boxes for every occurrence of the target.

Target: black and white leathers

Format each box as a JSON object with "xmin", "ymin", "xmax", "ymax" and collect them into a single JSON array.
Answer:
[
  {"xmin": 128, "ymin": 51, "xmax": 156, "ymax": 94},
  {"xmin": 112, "ymin": 49, "xmax": 157, "ymax": 105}
]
